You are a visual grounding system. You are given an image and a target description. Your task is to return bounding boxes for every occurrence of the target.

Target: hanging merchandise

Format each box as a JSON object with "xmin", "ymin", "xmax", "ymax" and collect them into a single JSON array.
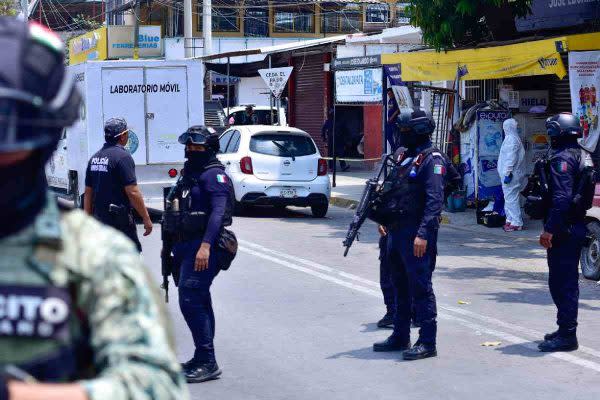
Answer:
[{"xmin": 569, "ymin": 51, "xmax": 600, "ymax": 153}]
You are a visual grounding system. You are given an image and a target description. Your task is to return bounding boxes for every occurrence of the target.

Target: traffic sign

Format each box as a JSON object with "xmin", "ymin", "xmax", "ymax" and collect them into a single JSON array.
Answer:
[{"xmin": 258, "ymin": 66, "xmax": 293, "ymax": 98}]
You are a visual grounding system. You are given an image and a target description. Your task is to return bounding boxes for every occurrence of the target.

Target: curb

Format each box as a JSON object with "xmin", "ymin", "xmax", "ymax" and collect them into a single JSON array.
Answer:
[{"xmin": 330, "ymin": 195, "xmax": 451, "ymax": 225}]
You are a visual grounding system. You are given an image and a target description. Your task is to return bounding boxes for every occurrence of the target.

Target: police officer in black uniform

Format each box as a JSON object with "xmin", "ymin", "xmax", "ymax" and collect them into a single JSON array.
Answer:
[
  {"xmin": 84, "ymin": 118, "xmax": 152, "ymax": 251},
  {"xmin": 538, "ymin": 113, "xmax": 592, "ymax": 352},
  {"xmin": 372, "ymin": 110, "xmax": 447, "ymax": 361},
  {"xmin": 174, "ymin": 126, "xmax": 234, "ymax": 383}
]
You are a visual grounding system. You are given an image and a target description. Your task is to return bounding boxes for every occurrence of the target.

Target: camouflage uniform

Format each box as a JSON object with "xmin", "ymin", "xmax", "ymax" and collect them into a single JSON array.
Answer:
[{"xmin": 0, "ymin": 194, "xmax": 189, "ymax": 400}]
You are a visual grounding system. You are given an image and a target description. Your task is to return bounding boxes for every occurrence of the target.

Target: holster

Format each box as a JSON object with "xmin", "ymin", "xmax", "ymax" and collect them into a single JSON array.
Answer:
[{"xmin": 109, "ymin": 204, "xmax": 133, "ymax": 230}]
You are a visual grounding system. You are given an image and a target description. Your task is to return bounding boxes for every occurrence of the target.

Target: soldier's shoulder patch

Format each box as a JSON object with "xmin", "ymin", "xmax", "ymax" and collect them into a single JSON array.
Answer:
[{"xmin": 434, "ymin": 164, "xmax": 445, "ymax": 175}]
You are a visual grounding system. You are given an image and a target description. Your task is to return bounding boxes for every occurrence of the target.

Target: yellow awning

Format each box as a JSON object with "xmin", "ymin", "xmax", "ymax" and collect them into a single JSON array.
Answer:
[
  {"xmin": 381, "ymin": 37, "xmax": 568, "ymax": 81},
  {"xmin": 565, "ymin": 32, "xmax": 600, "ymax": 52}
]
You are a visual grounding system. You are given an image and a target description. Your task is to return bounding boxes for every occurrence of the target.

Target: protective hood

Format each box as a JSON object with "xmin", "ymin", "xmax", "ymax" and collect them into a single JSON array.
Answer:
[{"xmin": 503, "ymin": 118, "xmax": 518, "ymax": 138}]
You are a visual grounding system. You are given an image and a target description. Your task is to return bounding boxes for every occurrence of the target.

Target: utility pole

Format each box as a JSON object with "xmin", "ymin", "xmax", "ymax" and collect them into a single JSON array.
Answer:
[
  {"xmin": 184, "ymin": 0, "xmax": 194, "ymax": 58},
  {"xmin": 133, "ymin": 0, "xmax": 141, "ymax": 59},
  {"xmin": 202, "ymin": 0, "xmax": 212, "ymax": 56}
]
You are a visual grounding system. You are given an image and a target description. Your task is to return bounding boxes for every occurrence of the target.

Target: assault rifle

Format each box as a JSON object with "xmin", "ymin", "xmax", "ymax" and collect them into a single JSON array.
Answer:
[
  {"xmin": 160, "ymin": 175, "xmax": 188, "ymax": 302},
  {"xmin": 343, "ymin": 154, "xmax": 397, "ymax": 257}
]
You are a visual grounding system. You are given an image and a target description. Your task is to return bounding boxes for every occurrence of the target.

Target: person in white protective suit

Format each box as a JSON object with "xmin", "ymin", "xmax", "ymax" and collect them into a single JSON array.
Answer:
[{"xmin": 498, "ymin": 118, "xmax": 526, "ymax": 231}]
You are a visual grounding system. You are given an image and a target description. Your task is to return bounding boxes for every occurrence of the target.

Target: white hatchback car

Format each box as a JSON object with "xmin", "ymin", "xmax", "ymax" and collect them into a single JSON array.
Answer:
[{"xmin": 217, "ymin": 125, "xmax": 331, "ymax": 217}]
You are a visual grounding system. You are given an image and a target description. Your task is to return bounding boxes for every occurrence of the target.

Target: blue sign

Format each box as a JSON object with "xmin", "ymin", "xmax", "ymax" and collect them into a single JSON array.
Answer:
[
  {"xmin": 516, "ymin": 0, "xmax": 600, "ymax": 32},
  {"xmin": 384, "ymin": 64, "xmax": 404, "ymax": 86}
]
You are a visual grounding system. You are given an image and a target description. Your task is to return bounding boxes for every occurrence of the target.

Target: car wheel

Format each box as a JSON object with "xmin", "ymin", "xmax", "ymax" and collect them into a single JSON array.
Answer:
[
  {"xmin": 311, "ymin": 203, "xmax": 328, "ymax": 218},
  {"xmin": 581, "ymin": 221, "xmax": 600, "ymax": 281}
]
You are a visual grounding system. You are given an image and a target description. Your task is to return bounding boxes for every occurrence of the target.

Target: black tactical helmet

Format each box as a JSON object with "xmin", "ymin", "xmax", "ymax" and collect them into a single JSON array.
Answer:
[
  {"xmin": 397, "ymin": 109, "xmax": 436, "ymax": 136},
  {"xmin": 545, "ymin": 113, "xmax": 582, "ymax": 137},
  {"xmin": 0, "ymin": 18, "xmax": 81, "ymax": 155},
  {"xmin": 178, "ymin": 125, "xmax": 220, "ymax": 152}
]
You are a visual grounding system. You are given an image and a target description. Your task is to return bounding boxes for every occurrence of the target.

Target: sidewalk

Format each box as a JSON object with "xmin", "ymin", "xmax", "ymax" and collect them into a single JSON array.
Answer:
[{"xmin": 329, "ymin": 171, "xmax": 544, "ymax": 240}]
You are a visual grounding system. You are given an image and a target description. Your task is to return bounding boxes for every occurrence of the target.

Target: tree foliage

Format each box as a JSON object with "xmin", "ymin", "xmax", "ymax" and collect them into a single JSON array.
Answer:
[
  {"xmin": 407, "ymin": 0, "xmax": 532, "ymax": 50},
  {"xmin": 71, "ymin": 14, "xmax": 102, "ymax": 31},
  {"xmin": 0, "ymin": 0, "xmax": 17, "ymax": 16}
]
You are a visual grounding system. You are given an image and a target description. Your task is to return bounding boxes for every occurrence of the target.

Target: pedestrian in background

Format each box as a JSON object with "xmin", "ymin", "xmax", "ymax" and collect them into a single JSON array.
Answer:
[
  {"xmin": 386, "ymin": 88, "xmax": 400, "ymax": 152},
  {"xmin": 84, "ymin": 118, "xmax": 153, "ymax": 252},
  {"xmin": 0, "ymin": 17, "xmax": 187, "ymax": 400},
  {"xmin": 321, "ymin": 108, "xmax": 349, "ymax": 171}
]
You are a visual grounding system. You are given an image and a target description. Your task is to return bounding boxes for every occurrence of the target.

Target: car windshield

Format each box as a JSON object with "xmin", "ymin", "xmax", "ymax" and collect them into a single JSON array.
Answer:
[
  {"xmin": 250, "ymin": 133, "xmax": 317, "ymax": 157},
  {"xmin": 230, "ymin": 110, "xmax": 278, "ymax": 125}
]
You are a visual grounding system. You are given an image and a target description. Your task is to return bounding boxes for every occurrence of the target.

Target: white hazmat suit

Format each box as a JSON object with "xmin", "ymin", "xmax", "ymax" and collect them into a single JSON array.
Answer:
[{"xmin": 497, "ymin": 118, "xmax": 526, "ymax": 227}]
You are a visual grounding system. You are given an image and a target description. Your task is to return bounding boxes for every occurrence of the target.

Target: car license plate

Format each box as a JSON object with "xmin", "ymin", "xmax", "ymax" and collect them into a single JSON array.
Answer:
[{"xmin": 280, "ymin": 188, "xmax": 296, "ymax": 198}]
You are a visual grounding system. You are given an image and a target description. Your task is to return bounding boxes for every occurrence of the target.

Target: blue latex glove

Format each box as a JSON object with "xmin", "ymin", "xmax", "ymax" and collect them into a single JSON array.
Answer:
[{"xmin": 503, "ymin": 173, "xmax": 513, "ymax": 184}]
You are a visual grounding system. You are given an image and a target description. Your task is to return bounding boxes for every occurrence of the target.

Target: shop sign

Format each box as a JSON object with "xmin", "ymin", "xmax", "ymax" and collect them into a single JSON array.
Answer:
[
  {"xmin": 333, "ymin": 55, "xmax": 381, "ymax": 70},
  {"xmin": 516, "ymin": 0, "xmax": 600, "ymax": 32},
  {"xmin": 107, "ymin": 26, "xmax": 162, "ymax": 59},
  {"xmin": 569, "ymin": 51, "xmax": 600, "ymax": 152},
  {"xmin": 518, "ymin": 90, "xmax": 549, "ymax": 112},
  {"xmin": 335, "ymin": 68, "xmax": 383, "ymax": 103},
  {"xmin": 68, "ymin": 27, "xmax": 108, "ymax": 65},
  {"xmin": 383, "ymin": 64, "xmax": 403, "ymax": 86}
]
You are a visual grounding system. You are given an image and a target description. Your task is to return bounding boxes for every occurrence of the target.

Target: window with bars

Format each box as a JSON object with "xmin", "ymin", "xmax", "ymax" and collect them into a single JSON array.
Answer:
[
  {"xmin": 395, "ymin": 2, "xmax": 410, "ymax": 25},
  {"xmin": 321, "ymin": 6, "xmax": 361, "ymax": 33},
  {"xmin": 274, "ymin": 6, "xmax": 315, "ymax": 33},
  {"xmin": 365, "ymin": 4, "xmax": 389, "ymax": 23},
  {"xmin": 196, "ymin": 1, "xmax": 240, "ymax": 32},
  {"xmin": 244, "ymin": 8, "xmax": 269, "ymax": 36}
]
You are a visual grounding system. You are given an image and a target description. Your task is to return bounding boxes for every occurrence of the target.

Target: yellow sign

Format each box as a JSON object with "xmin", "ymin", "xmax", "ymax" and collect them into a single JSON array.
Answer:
[
  {"xmin": 381, "ymin": 37, "xmax": 568, "ymax": 81},
  {"xmin": 68, "ymin": 27, "xmax": 108, "ymax": 65}
]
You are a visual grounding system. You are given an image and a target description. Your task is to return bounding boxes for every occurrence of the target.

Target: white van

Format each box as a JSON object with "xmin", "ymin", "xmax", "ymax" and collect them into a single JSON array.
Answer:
[{"xmin": 46, "ymin": 59, "xmax": 204, "ymax": 206}]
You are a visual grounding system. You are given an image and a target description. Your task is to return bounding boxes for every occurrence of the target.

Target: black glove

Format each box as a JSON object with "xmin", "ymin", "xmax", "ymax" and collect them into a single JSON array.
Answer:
[{"xmin": 0, "ymin": 374, "xmax": 9, "ymax": 400}]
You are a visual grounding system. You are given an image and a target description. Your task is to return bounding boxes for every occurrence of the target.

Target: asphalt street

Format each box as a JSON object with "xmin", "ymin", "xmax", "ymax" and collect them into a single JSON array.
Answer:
[{"xmin": 140, "ymin": 206, "xmax": 600, "ymax": 400}]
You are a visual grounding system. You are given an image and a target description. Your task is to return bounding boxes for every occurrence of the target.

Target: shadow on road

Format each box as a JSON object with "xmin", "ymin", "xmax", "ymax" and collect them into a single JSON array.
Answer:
[
  {"xmin": 327, "ymin": 346, "xmax": 406, "ymax": 362},
  {"xmin": 496, "ymin": 342, "xmax": 546, "ymax": 358}
]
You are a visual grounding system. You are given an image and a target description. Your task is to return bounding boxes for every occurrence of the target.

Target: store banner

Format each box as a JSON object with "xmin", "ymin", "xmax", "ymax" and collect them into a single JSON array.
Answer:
[
  {"xmin": 107, "ymin": 26, "xmax": 162, "ymax": 59},
  {"xmin": 569, "ymin": 51, "xmax": 600, "ymax": 153},
  {"xmin": 383, "ymin": 64, "xmax": 403, "ymax": 86},
  {"xmin": 69, "ymin": 27, "xmax": 108, "ymax": 65},
  {"xmin": 335, "ymin": 68, "xmax": 383, "ymax": 103},
  {"xmin": 381, "ymin": 37, "xmax": 567, "ymax": 81}
]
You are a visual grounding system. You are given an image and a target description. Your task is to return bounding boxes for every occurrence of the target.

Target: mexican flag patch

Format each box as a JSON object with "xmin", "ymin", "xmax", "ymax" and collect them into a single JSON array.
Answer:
[
  {"xmin": 559, "ymin": 161, "xmax": 568, "ymax": 172},
  {"xmin": 29, "ymin": 22, "xmax": 64, "ymax": 53},
  {"xmin": 217, "ymin": 174, "xmax": 228, "ymax": 183},
  {"xmin": 434, "ymin": 164, "xmax": 445, "ymax": 175}
]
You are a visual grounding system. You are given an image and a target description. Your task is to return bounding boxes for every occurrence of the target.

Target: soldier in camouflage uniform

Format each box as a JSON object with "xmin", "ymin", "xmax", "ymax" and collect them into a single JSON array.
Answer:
[{"xmin": 0, "ymin": 18, "xmax": 189, "ymax": 400}]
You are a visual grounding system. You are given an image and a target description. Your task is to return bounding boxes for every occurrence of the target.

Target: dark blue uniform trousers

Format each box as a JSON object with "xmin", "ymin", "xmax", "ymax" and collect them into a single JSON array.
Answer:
[
  {"xmin": 547, "ymin": 224, "xmax": 585, "ymax": 336},
  {"xmin": 379, "ymin": 235, "xmax": 395, "ymax": 312},
  {"xmin": 174, "ymin": 239, "xmax": 220, "ymax": 364},
  {"xmin": 387, "ymin": 226, "xmax": 438, "ymax": 345}
]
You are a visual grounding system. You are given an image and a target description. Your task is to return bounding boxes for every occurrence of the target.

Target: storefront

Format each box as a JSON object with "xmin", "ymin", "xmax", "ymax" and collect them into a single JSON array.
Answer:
[
  {"xmin": 381, "ymin": 32, "xmax": 600, "ymax": 202},
  {"xmin": 331, "ymin": 55, "xmax": 384, "ymax": 163}
]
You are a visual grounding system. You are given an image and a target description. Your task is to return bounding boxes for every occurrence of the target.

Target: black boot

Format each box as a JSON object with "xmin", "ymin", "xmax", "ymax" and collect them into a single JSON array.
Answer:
[
  {"xmin": 373, "ymin": 335, "xmax": 411, "ymax": 352},
  {"xmin": 377, "ymin": 311, "xmax": 394, "ymax": 329},
  {"xmin": 403, "ymin": 342, "xmax": 437, "ymax": 361},
  {"xmin": 185, "ymin": 362, "xmax": 222, "ymax": 383},
  {"xmin": 180, "ymin": 358, "xmax": 195, "ymax": 373},
  {"xmin": 538, "ymin": 335, "xmax": 578, "ymax": 352},
  {"xmin": 544, "ymin": 330, "xmax": 559, "ymax": 341}
]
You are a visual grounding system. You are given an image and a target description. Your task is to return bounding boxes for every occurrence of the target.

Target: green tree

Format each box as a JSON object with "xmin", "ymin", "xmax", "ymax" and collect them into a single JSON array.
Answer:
[
  {"xmin": 407, "ymin": 0, "xmax": 532, "ymax": 50},
  {"xmin": 0, "ymin": 0, "xmax": 17, "ymax": 16},
  {"xmin": 71, "ymin": 13, "xmax": 102, "ymax": 30}
]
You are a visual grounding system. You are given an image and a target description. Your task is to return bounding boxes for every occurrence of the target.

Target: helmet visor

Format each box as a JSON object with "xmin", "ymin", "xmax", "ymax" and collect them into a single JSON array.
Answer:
[
  {"xmin": 545, "ymin": 120, "xmax": 562, "ymax": 136},
  {"xmin": 178, "ymin": 131, "xmax": 209, "ymax": 145}
]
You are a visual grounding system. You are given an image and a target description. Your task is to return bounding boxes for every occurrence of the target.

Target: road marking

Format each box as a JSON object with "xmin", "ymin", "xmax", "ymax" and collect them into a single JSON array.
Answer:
[{"xmin": 239, "ymin": 240, "xmax": 600, "ymax": 373}]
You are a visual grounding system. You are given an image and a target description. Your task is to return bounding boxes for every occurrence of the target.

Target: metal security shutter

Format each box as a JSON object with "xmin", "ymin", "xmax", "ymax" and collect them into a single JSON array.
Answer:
[
  {"xmin": 293, "ymin": 55, "xmax": 326, "ymax": 154},
  {"xmin": 551, "ymin": 54, "xmax": 572, "ymax": 113}
]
